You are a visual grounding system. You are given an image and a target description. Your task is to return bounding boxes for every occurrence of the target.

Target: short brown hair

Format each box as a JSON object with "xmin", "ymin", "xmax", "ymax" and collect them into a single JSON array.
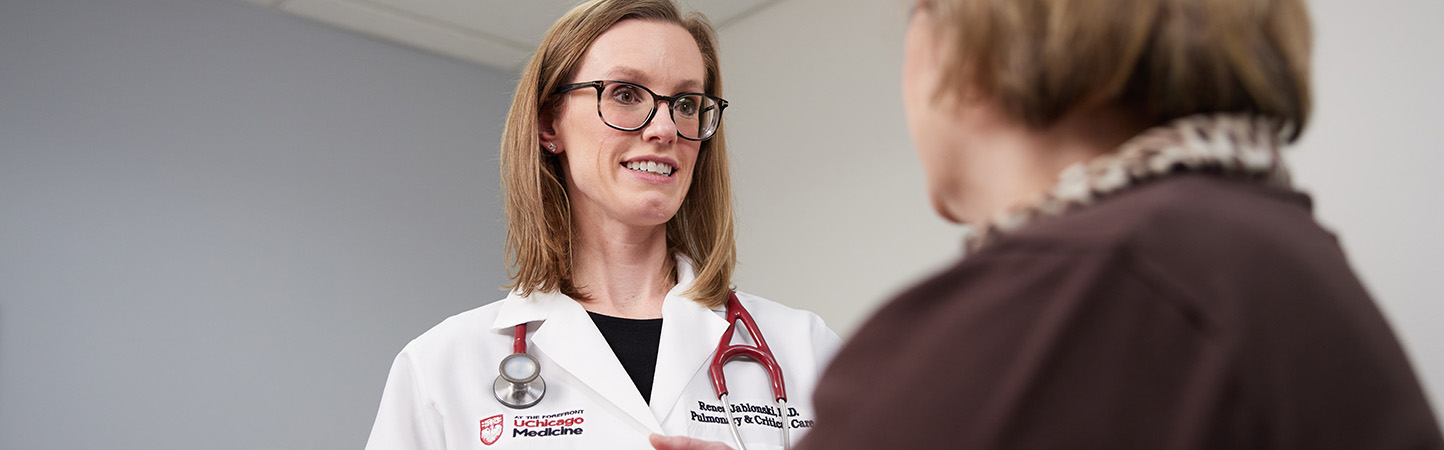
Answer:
[
  {"xmin": 499, "ymin": 0, "xmax": 735, "ymax": 307},
  {"xmin": 921, "ymin": 0, "xmax": 1312, "ymax": 141}
]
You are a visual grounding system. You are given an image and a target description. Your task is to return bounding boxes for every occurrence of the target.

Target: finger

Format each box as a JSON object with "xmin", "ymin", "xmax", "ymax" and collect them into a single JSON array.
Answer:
[
  {"xmin": 648, "ymin": 434, "xmax": 733, "ymax": 450},
  {"xmin": 648, "ymin": 434, "xmax": 686, "ymax": 450}
]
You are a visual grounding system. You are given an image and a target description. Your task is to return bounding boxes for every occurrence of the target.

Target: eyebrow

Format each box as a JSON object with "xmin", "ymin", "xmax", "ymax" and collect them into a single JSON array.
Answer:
[{"xmin": 605, "ymin": 66, "xmax": 705, "ymax": 93}]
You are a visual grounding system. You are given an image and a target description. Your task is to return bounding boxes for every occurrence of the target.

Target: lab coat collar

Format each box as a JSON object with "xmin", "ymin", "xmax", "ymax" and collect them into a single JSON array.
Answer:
[
  {"xmin": 488, "ymin": 255, "xmax": 730, "ymax": 432},
  {"xmin": 649, "ymin": 258, "xmax": 731, "ymax": 422},
  {"xmin": 490, "ymin": 288, "xmax": 553, "ymax": 331}
]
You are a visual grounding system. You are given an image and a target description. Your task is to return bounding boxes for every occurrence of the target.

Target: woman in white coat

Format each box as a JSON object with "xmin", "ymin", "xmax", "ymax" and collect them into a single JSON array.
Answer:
[{"xmin": 364, "ymin": 1, "xmax": 840, "ymax": 449}]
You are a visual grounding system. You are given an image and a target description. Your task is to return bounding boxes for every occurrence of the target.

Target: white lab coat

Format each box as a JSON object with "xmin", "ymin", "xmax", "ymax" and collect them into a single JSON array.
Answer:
[{"xmin": 365, "ymin": 256, "xmax": 842, "ymax": 449}]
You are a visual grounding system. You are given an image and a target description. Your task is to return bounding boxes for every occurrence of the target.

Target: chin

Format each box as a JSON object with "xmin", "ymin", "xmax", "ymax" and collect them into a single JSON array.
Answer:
[
  {"xmin": 629, "ymin": 202, "xmax": 683, "ymax": 226},
  {"xmin": 932, "ymin": 206, "xmax": 966, "ymax": 225},
  {"xmin": 928, "ymin": 191, "xmax": 967, "ymax": 224}
]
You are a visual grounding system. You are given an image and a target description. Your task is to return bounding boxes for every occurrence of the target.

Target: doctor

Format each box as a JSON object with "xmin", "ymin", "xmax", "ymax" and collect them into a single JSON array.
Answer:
[{"xmin": 363, "ymin": 1, "xmax": 841, "ymax": 449}]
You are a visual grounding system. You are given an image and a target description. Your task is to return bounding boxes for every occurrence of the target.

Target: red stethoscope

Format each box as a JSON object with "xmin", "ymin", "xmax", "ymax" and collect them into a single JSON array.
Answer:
[{"xmin": 493, "ymin": 291, "xmax": 791, "ymax": 450}]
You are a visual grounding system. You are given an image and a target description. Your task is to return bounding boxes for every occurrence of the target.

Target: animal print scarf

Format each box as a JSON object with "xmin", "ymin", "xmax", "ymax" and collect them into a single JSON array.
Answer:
[{"xmin": 965, "ymin": 113, "xmax": 1296, "ymax": 252}]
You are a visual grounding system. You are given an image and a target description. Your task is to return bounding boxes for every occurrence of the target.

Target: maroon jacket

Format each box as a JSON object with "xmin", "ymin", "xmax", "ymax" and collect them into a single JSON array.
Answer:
[{"xmin": 799, "ymin": 175, "xmax": 1442, "ymax": 450}]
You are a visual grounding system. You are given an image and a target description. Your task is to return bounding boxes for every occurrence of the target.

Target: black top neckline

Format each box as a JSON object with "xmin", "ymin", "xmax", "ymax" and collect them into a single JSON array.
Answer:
[{"xmin": 587, "ymin": 311, "xmax": 664, "ymax": 404}]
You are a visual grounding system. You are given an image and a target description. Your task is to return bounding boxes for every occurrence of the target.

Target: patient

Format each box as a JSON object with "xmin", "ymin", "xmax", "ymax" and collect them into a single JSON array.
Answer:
[{"xmin": 792, "ymin": 0, "xmax": 1444, "ymax": 448}]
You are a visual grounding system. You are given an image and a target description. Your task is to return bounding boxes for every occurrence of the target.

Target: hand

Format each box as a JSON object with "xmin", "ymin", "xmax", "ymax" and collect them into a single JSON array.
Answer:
[{"xmin": 648, "ymin": 434, "xmax": 734, "ymax": 450}]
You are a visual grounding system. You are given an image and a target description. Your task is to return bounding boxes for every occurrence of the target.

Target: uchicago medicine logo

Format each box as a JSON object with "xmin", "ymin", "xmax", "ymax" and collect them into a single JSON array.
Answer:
[
  {"xmin": 511, "ymin": 409, "xmax": 585, "ymax": 438},
  {"xmin": 480, "ymin": 414, "xmax": 503, "ymax": 445},
  {"xmin": 481, "ymin": 410, "xmax": 586, "ymax": 445}
]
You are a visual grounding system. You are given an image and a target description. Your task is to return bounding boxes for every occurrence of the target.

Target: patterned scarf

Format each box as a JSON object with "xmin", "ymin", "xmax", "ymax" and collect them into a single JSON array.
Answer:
[{"xmin": 965, "ymin": 113, "xmax": 1296, "ymax": 252}]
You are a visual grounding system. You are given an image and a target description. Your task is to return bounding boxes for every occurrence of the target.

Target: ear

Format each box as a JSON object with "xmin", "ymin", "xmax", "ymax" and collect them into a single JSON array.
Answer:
[{"xmin": 538, "ymin": 108, "xmax": 561, "ymax": 152}]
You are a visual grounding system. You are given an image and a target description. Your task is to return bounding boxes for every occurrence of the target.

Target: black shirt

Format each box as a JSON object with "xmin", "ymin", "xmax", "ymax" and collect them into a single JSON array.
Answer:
[{"xmin": 588, "ymin": 311, "xmax": 664, "ymax": 404}]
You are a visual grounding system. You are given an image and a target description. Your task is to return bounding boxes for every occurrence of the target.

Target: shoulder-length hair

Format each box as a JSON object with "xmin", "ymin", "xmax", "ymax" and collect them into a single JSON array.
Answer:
[
  {"xmin": 500, "ymin": 0, "xmax": 735, "ymax": 308},
  {"xmin": 919, "ymin": 0, "xmax": 1312, "ymax": 142}
]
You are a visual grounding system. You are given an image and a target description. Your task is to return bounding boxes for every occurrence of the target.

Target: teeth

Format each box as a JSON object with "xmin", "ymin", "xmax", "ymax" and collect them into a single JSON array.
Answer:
[{"xmin": 625, "ymin": 160, "xmax": 674, "ymax": 176}]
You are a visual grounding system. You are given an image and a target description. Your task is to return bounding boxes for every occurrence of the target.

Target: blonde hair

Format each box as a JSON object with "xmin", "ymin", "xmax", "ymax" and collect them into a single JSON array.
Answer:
[
  {"xmin": 500, "ymin": 0, "xmax": 735, "ymax": 308},
  {"xmin": 921, "ymin": 0, "xmax": 1312, "ymax": 141}
]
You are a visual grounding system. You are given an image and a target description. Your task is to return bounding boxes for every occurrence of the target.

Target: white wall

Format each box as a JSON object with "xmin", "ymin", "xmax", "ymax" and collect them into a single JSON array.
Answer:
[
  {"xmin": 1292, "ymin": 0, "xmax": 1444, "ymax": 419},
  {"xmin": 721, "ymin": 0, "xmax": 1444, "ymax": 422},
  {"xmin": 0, "ymin": 0, "xmax": 515, "ymax": 448},
  {"xmin": 721, "ymin": 0, "xmax": 961, "ymax": 335}
]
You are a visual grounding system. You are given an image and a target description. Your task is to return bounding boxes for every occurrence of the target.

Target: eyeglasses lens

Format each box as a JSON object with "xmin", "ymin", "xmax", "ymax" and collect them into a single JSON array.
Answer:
[{"xmin": 599, "ymin": 83, "xmax": 719, "ymax": 140}]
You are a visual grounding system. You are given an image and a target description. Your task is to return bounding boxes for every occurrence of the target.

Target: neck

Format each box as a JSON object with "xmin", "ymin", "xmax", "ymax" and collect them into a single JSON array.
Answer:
[
  {"xmin": 569, "ymin": 215, "xmax": 674, "ymax": 319},
  {"xmin": 946, "ymin": 106, "xmax": 1147, "ymax": 222}
]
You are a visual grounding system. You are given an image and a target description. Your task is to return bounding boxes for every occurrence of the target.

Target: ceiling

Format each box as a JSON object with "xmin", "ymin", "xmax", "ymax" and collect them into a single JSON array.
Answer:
[{"xmin": 238, "ymin": 0, "xmax": 781, "ymax": 71}]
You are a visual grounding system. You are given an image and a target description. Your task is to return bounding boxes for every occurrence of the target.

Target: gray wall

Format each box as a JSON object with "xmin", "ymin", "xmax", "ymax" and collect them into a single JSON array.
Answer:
[{"xmin": 0, "ymin": 0, "xmax": 515, "ymax": 448}]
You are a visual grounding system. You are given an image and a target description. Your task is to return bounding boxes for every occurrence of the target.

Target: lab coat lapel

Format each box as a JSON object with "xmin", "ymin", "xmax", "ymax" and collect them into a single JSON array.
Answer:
[
  {"xmin": 491, "ymin": 290, "xmax": 549, "ymax": 330},
  {"xmin": 648, "ymin": 258, "xmax": 730, "ymax": 421},
  {"xmin": 525, "ymin": 291, "xmax": 664, "ymax": 433}
]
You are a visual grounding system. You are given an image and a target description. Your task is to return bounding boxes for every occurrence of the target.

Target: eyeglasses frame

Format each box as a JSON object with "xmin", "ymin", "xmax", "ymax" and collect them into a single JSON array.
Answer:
[{"xmin": 550, "ymin": 80, "xmax": 729, "ymax": 142}]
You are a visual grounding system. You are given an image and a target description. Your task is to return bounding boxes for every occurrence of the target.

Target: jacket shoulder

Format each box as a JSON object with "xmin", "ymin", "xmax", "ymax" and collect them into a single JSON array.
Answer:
[
  {"xmin": 731, "ymin": 291, "xmax": 831, "ymax": 331},
  {"xmin": 1014, "ymin": 175, "xmax": 1322, "ymax": 252},
  {"xmin": 730, "ymin": 291, "xmax": 843, "ymax": 360},
  {"xmin": 398, "ymin": 299, "xmax": 507, "ymax": 359}
]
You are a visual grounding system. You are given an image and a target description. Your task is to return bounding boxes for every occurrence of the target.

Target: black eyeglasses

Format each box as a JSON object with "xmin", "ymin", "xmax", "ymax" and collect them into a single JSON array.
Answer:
[{"xmin": 551, "ymin": 80, "xmax": 728, "ymax": 141}]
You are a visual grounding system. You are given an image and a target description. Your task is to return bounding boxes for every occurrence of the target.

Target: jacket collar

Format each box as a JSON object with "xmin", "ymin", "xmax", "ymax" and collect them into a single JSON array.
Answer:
[
  {"xmin": 489, "ymin": 255, "xmax": 731, "ymax": 431},
  {"xmin": 967, "ymin": 113, "xmax": 1296, "ymax": 252}
]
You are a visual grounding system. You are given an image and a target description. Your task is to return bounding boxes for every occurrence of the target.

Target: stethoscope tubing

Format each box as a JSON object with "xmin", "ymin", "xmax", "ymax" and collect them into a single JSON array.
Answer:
[
  {"xmin": 711, "ymin": 292, "xmax": 790, "ymax": 450},
  {"xmin": 709, "ymin": 293, "xmax": 788, "ymax": 402},
  {"xmin": 513, "ymin": 322, "xmax": 526, "ymax": 354}
]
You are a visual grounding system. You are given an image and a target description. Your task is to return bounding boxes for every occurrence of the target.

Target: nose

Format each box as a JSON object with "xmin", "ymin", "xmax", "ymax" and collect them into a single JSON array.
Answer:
[{"xmin": 641, "ymin": 99, "xmax": 679, "ymax": 145}]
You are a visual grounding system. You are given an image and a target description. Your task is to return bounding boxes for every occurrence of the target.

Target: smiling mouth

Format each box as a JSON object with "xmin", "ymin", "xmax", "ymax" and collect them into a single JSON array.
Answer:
[{"xmin": 623, "ymin": 161, "xmax": 675, "ymax": 177}]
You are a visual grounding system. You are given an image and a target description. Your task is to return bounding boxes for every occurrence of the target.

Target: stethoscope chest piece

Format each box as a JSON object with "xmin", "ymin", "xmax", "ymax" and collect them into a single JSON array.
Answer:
[{"xmin": 494, "ymin": 352, "xmax": 545, "ymax": 409}]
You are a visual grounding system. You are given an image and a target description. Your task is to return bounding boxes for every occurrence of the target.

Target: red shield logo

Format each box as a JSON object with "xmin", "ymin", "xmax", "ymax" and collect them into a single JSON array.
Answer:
[{"xmin": 480, "ymin": 414, "xmax": 503, "ymax": 445}]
